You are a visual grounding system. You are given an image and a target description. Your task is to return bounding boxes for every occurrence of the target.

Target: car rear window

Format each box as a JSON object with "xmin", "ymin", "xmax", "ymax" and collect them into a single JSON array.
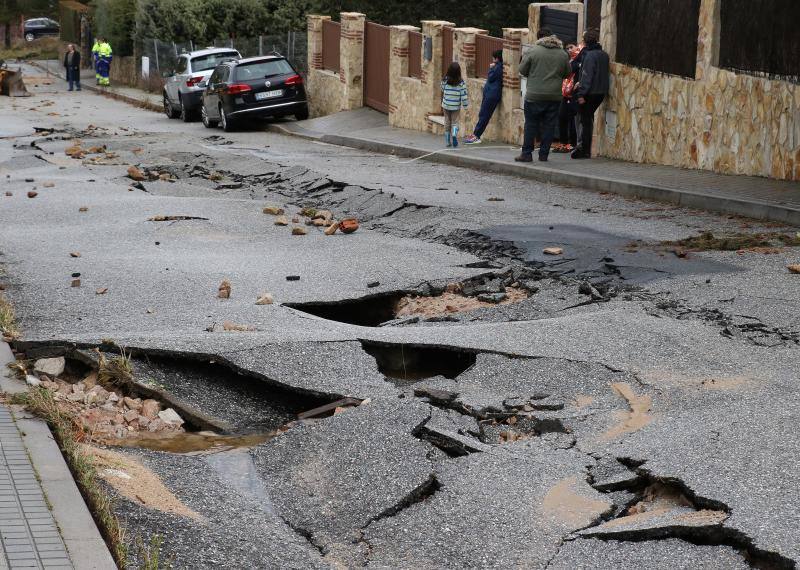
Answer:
[
  {"xmin": 234, "ymin": 59, "xmax": 294, "ymax": 81},
  {"xmin": 191, "ymin": 52, "xmax": 239, "ymax": 73}
]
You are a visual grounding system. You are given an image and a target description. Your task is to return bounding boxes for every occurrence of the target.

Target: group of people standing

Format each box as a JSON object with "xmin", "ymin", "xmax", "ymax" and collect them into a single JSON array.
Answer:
[
  {"xmin": 63, "ymin": 37, "xmax": 113, "ymax": 91},
  {"xmin": 439, "ymin": 27, "xmax": 609, "ymax": 163}
]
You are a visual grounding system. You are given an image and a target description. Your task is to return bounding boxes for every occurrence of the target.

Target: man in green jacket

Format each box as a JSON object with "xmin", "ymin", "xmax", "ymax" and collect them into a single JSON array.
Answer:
[{"xmin": 515, "ymin": 28, "xmax": 571, "ymax": 162}]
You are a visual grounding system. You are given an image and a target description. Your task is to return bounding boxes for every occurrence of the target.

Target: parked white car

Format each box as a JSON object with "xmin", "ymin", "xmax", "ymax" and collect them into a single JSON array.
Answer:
[{"xmin": 163, "ymin": 47, "xmax": 241, "ymax": 122}]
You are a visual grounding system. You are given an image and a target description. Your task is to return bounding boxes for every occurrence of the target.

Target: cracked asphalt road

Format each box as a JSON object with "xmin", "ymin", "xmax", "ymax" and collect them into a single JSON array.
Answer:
[{"xmin": 2, "ymin": 67, "xmax": 800, "ymax": 568}]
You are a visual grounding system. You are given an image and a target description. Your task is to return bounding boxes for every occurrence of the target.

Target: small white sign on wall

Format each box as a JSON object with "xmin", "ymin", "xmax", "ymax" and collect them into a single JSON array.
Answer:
[
  {"xmin": 605, "ymin": 110, "xmax": 617, "ymax": 140},
  {"xmin": 141, "ymin": 56, "xmax": 150, "ymax": 80}
]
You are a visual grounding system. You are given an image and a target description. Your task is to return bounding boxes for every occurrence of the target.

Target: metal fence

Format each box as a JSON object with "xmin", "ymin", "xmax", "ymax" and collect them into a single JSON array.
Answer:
[
  {"xmin": 475, "ymin": 34, "xmax": 503, "ymax": 79},
  {"xmin": 719, "ymin": 0, "xmax": 799, "ymax": 83},
  {"xmin": 322, "ymin": 20, "xmax": 340, "ymax": 73},
  {"xmin": 615, "ymin": 0, "xmax": 701, "ymax": 79},
  {"xmin": 140, "ymin": 33, "xmax": 307, "ymax": 79},
  {"xmin": 408, "ymin": 30, "xmax": 422, "ymax": 79}
]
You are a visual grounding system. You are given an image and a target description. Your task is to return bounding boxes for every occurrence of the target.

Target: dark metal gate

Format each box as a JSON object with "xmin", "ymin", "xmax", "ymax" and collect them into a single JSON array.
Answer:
[
  {"xmin": 586, "ymin": 0, "xmax": 602, "ymax": 33},
  {"xmin": 364, "ymin": 22, "xmax": 390, "ymax": 113},
  {"xmin": 541, "ymin": 7, "xmax": 579, "ymax": 45}
]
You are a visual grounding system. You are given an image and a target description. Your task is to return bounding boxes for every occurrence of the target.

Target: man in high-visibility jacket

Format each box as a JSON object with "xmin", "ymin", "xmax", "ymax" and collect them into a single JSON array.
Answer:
[
  {"xmin": 97, "ymin": 39, "xmax": 113, "ymax": 86},
  {"xmin": 91, "ymin": 38, "xmax": 101, "ymax": 84}
]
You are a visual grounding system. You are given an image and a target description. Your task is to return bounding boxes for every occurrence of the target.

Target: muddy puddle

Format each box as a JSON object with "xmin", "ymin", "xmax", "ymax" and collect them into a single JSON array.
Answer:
[
  {"xmin": 483, "ymin": 224, "xmax": 740, "ymax": 284},
  {"xmin": 107, "ymin": 431, "xmax": 275, "ymax": 454}
]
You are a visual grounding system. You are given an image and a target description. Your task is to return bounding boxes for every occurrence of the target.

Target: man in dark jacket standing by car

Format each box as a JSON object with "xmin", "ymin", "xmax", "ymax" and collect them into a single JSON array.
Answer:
[
  {"xmin": 571, "ymin": 29, "xmax": 609, "ymax": 159},
  {"xmin": 515, "ymin": 28, "xmax": 571, "ymax": 162},
  {"xmin": 63, "ymin": 44, "xmax": 81, "ymax": 91}
]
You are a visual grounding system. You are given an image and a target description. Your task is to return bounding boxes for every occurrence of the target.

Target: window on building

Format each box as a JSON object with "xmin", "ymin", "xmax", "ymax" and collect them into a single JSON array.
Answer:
[{"xmin": 615, "ymin": 0, "xmax": 701, "ymax": 79}]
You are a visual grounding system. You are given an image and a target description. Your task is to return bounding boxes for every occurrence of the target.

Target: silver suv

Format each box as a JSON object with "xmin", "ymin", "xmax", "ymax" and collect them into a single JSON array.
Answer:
[{"xmin": 163, "ymin": 47, "xmax": 241, "ymax": 122}]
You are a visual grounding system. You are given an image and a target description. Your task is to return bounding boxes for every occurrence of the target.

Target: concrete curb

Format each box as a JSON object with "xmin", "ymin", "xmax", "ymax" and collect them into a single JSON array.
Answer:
[
  {"xmin": 0, "ymin": 343, "xmax": 118, "ymax": 570},
  {"xmin": 266, "ymin": 123, "xmax": 800, "ymax": 226}
]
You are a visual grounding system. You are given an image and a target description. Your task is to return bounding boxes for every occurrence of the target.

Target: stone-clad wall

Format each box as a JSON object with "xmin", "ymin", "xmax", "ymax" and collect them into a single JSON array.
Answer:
[
  {"xmin": 596, "ymin": 0, "xmax": 800, "ymax": 181},
  {"xmin": 308, "ymin": 0, "xmax": 799, "ymax": 181}
]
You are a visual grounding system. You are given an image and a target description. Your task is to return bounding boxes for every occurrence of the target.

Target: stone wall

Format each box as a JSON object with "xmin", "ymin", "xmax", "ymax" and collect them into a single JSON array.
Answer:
[
  {"xmin": 596, "ymin": 0, "xmax": 800, "ymax": 181},
  {"xmin": 307, "ymin": 1, "xmax": 800, "ymax": 181}
]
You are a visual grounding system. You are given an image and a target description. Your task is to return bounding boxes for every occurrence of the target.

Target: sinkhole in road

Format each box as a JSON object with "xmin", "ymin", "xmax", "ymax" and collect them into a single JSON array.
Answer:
[
  {"xmin": 39, "ymin": 347, "xmax": 342, "ymax": 454},
  {"xmin": 361, "ymin": 341, "xmax": 477, "ymax": 386},
  {"xmin": 286, "ymin": 292, "xmax": 405, "ymax": 327},
  {"xmin": 286, "ymin": 282, "xmax": 531, "ymax": 327}
]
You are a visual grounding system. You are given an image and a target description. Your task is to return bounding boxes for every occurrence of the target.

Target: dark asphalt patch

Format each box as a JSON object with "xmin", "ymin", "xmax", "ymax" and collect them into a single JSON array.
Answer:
[{"xmin": 483, "ymin": 224, "xmax": 740, "ymax": 284}]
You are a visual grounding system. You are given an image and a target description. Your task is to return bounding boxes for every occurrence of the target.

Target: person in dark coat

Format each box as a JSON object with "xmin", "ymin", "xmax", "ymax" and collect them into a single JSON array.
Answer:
[
  {"xmin": 464, "ymin": 49, "xmax": 503, "ymax": 144},
  {"xmin": 63, "ymin": 44, "xmax": 81, "ymax": 91},
  {"xmin": 571, "ymin": 29, "xmax": 609, "ymax": 159}
]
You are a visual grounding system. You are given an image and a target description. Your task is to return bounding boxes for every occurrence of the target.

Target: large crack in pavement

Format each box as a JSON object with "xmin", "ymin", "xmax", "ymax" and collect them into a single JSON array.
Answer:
[{"xmin": 3, "ymin": 89, "xmax": 800, "ymax": 568}]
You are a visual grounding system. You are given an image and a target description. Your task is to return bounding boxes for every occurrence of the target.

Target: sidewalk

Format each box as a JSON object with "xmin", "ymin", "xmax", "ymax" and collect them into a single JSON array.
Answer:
[
  {"xmin": 26, "ymin": 59, "xmax": 800, "ymax": 226},
  {"xmin": 266, "ymin": 108, "xmax": 800, "ymax": 226},
  {"xmin": 0, "ymin": 344, "xmax": 116, "ymax": 570}
]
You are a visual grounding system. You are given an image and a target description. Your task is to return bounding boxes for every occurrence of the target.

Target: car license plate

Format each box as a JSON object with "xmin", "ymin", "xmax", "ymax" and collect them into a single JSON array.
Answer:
[{"xmin": 255, "ymin": 89, "xmax": 283, "ymax": 101}]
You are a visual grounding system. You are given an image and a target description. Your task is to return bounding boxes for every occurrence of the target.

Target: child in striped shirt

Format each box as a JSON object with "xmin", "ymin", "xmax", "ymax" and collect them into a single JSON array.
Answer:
[{"xmin": 441, "ymin": 62, "xmax": 469, "ymax": 147}]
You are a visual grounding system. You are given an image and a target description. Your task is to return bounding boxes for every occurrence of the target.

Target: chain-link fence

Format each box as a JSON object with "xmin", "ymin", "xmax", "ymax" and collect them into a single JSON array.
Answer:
[{"xmin": 140, "ymin": 32, "xmax": 307, "ymax": 79}]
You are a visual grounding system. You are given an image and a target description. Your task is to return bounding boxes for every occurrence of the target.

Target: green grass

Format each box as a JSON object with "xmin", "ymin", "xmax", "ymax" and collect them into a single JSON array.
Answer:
[
  {"xmin": 12, "ymin": 388, "xmax": 128, "ymax": 566},
  {"xmin": 97, "ymin": 348, "xmax": 134, "ymax": 387},
  {"xmin": 136, "ymin": 534, "xmax": 172, "ymax": 570},
  {"xmin": 0, "ymin": 293, "xmax": 19, "ymax": 340},
  {"xmin": 661, "ymin": 230, "xmax": 800, "ymax": 252}
]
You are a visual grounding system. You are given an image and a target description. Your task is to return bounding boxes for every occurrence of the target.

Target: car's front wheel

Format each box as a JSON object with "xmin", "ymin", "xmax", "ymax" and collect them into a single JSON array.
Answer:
[
  {"xmin": 163, "ymin": 93, "xmax": 179, "ymax": 119},
  {"xmin": 25, "ymin": 33, "xmax": 35, "ymax": 42},
  {"xmin": 220, "ymin": 106, "xmax": 236, "ymax": 132},
  {"xmin": 201, "ymin": 105, "xmax": 218, "ymax": 128}
]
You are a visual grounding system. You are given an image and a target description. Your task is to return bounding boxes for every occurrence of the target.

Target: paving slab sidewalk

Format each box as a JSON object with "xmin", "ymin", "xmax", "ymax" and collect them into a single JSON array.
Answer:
[
  {"xmin": 23, "ymin": 59, "xmax": 800, "ymax": 226},
  {"xmin": 0, "ymin": 343, "xmax": 116, "ymax": 570}
]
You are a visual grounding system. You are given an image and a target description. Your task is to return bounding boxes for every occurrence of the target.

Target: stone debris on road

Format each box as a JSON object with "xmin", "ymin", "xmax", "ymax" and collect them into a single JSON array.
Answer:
[{"xmin": 218, "ymin": 279, "xmax": 232, "ymax": 299}]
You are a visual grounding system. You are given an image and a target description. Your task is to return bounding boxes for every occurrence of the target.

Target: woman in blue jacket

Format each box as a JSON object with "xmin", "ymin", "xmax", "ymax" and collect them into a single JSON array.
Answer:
[{"xmin": 464, "ymin": 49, "xmax": 503, "ymax": 145}]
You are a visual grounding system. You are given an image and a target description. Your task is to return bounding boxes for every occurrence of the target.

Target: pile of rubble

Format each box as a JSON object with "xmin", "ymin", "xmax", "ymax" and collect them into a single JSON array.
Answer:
[
  {"xmin": 27, "ymin": 357, "xmax": 185, "ymax": 441},
  {"xmin": 263, "ymin": 204, "xmax": 358, "ymax": 236}
]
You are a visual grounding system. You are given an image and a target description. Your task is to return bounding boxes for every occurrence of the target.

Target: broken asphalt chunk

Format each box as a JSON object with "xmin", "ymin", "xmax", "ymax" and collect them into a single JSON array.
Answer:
[
  {"xmin": 217, "ymin": 279, "xmax": 231, "ymax": 299},
  {"xmin": 297, "ymin": 397, "xmax": 363, "ymax": 420},
  {"xmin": 127, "ymin": 165, "xmax": 147, "ymax": 181}
]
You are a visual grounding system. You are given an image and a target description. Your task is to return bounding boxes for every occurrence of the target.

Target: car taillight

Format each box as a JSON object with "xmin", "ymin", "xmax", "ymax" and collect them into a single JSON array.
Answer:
[
  {"xmin": 226, "ymin": 84, "xmax": 252, "ymax": 95},
  {"xmin": 284, "ymin": 74, "xmax": 303, "ymax": 86},
  {"xmin": 186, "ymin": 75, "xmax": 204, "ymax": 87}
]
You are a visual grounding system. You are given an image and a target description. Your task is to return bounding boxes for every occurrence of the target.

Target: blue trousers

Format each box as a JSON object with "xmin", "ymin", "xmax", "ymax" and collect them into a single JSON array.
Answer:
[
  {"xmin": 521, "ymin": 100, "xmax": 560, "ymax": 158},
  {"xmin": 473, "ymin": 96, "xmax": 500, "ymax": 138}
]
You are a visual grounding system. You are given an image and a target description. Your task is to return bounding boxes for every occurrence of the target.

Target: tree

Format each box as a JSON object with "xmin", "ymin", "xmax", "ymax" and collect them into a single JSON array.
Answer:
[
  {"xmin": 0, "ymin": 0, "xmax": 54, "ymax": 47},
  {"xmin": 91, "ymin": 0, "xmax": 135, "ymax": 54}
]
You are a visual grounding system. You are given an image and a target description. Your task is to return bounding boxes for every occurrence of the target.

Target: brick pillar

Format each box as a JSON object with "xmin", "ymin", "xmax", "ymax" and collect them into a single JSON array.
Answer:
[
  {"xmin": 595, "ymin": 0, "xmax": 617, "ymax": 157},
  {"xmin": 339, "ymin": 12, "xmax": 365, "ymax": 110},
  {"xmin": 307, "ymin": 14, "xmax": 330, "ymax": 72},
  {"xmin": 389, "ymin": 25, "xmax": 419, "ymax": 116},
  {"xmin": 500, "ymin": 27, "xmax": 528, "ymax": 143},
  {"xmin": 501, "ymin": 28, "xmax": 526, "ymax": 105},
  {"xmin": 421, "ymin": 20, "xmax": 455, "ymax": 115},
  {"xmin": 454, "ymin": 27, "xmax": 487, "ymax": 80}
]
